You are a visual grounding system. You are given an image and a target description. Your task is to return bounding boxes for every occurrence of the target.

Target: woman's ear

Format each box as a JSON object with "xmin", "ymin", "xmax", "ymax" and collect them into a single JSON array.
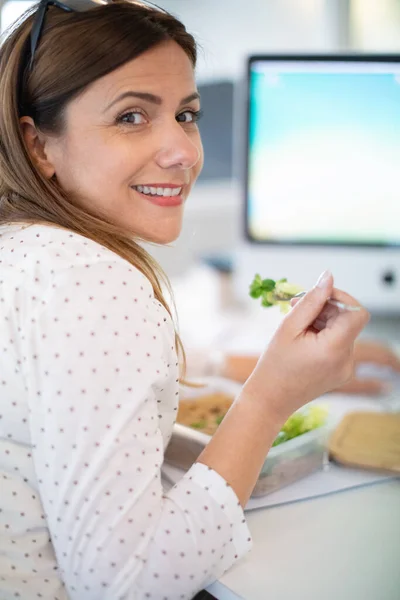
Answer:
[{"xmin": 20, "ymin": 116, "xmax": 55, "ymax": 179}]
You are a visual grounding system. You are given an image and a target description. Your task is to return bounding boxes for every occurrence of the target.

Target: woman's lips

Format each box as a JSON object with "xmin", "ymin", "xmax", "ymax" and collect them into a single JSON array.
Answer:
[{"xmin": 131, "ymin": 184, "xmax": 185, "ymax": 207}]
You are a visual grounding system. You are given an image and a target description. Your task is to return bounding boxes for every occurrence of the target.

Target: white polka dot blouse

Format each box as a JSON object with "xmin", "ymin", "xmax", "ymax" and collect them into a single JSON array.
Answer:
[{"xmin": 0, "ymin": 223, "xmax": 252, "ymax": 600}]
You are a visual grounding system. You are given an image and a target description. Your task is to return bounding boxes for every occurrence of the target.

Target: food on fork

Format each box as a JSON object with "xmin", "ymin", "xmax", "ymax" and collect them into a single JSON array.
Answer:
[
  {"xmin": 249, "ymin": 274, "xmax": 361, "ymax": 313},
  {"xmin": 249, "ymin": 274, "xmax": 303, "ymax": 313}
]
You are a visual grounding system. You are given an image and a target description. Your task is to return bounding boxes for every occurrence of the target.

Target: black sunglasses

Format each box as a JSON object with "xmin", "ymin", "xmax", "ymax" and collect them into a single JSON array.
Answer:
[{"xmin": 27, "ymin": 0, "xmax": 166, "ymax": 71}]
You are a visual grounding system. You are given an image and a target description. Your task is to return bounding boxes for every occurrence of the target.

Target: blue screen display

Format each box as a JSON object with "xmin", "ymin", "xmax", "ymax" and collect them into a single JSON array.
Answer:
[{"xmin": 247, "ymin": 59, "xmax": 400, "ymax": 245}]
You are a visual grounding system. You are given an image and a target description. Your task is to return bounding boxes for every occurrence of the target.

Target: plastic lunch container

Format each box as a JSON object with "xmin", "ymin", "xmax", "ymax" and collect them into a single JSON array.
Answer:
[{"xmin": 164, "ymin": 376, "xmax": 331, "ymax": 497}]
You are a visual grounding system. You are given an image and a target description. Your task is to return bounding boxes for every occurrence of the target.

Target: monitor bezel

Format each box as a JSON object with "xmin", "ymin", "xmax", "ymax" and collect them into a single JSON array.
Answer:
[{"xmin": 244, "ymin": 53, "xmax": 400, "ymax": 247}]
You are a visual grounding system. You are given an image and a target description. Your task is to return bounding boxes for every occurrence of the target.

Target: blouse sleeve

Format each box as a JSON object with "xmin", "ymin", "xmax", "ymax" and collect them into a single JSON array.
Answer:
[{"xmin": 23, "ymin": 258, "xmax": 252, "ymax": 600}]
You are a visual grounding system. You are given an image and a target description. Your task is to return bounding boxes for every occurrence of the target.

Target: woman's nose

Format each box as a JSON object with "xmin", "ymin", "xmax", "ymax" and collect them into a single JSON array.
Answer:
[{"xmin": 155, "ymin": 123, "xmax": 201, "ymax": 170}]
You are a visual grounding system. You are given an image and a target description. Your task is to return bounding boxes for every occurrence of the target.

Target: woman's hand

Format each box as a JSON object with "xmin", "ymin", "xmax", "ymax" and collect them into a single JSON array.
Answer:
[
  {"xmin": 240, "ymin": 271, "xmax": 370, "ymax": 421},
  {"xmin": 199, "ymin": 272, "xmax": 369, "ymax": 506}
]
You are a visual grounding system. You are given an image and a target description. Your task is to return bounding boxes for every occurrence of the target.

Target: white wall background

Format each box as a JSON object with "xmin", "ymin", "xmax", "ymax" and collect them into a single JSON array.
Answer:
[
  {"xmin": 0, "ymin": 0, "xmax": 34, "ymax": 32},
  {"xmin": 160, "ymin": 0, "xmax": 348, "ymax": 83},
  {"xmin": 350, "ymin": 0, "xmax": 400, "ymax": 50}
]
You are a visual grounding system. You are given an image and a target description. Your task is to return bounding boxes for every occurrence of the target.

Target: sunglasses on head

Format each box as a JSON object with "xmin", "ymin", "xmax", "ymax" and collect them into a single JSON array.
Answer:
[{"xmin": 27, "ymin": 0, "xmax": 165, "ymax": 71}]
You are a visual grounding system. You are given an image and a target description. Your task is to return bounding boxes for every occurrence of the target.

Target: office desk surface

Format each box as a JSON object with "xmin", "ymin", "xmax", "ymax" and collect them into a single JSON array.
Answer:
[{"xmin": 208, "ymin": 479, "xmax": 400, "ymax": 600}]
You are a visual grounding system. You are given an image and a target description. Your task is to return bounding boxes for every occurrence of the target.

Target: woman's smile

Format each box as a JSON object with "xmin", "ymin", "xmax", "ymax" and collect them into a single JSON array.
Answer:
[{"xmin": 130, "ymin": 182, "xmax": 185, "ymax": 207}]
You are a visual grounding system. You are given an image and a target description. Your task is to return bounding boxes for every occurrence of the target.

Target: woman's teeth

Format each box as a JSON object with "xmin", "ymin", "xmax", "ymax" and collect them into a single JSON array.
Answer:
[{"xmin": 134, "ymin": 185, "xmax": 182, "ymax": 197}]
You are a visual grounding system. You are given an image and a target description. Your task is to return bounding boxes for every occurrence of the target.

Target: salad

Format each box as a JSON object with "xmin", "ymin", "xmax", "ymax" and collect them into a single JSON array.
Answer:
[
  {"xmin": 249, "ymin": 274, "xmax": 303, "ymax": 313},
  {"xmin": 248, "ymin": 275, "xmax": 329, "ymax": 444},
  {"xmin": 272, "ymin": 404, "xmax": 328, "ymax": 447},
  {"xmin": 178, "ymin": 389, "xmax": 328, "ymax": 446}
]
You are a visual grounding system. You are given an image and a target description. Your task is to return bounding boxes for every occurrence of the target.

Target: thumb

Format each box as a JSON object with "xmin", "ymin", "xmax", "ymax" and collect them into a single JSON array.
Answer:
[{"xmin": 286, "ymin": 270, "xmax": 334, "ymax": 335}]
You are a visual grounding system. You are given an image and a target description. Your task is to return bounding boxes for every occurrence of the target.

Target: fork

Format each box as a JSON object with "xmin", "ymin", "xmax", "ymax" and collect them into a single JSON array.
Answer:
[{"xmin": 273, "ymin": 291, "xmax": 362, "ymax": 312}]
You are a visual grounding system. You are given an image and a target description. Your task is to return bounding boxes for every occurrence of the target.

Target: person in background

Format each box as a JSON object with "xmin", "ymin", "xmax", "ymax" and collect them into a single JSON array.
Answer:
[
  {"xmin": 0, "ymin": 1, "xmax": 369, "ymax": 599},
  {"xmin": 204, "ymin": 341, "xmax": 400, "ymax": 395}
]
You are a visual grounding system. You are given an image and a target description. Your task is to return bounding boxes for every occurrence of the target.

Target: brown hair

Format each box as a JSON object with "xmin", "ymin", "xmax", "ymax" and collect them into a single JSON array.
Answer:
[{"xmin": 0, "ymin": 0, "xmax": 197, "ymax": 380}]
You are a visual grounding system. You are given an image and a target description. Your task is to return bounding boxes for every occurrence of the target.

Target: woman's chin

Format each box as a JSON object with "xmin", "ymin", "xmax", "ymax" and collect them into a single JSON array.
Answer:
[
  {"xmin": 131, "ymin": 225, "xmax": 182, "ymax": 246},
  {"xmin": 148, "ymin": 234, "xmax": 180, "ymax": 245}
]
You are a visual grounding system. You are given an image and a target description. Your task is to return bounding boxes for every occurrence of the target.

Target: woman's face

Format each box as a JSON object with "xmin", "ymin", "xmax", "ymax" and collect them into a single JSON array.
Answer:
[{"xmin": 44, "ymin": 40, "xmax": 203, "ymax": 244}]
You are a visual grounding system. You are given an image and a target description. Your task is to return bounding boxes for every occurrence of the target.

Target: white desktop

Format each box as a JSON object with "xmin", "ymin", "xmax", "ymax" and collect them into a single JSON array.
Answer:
[{"xmin": 234, "ymin": 55, "xmax": 400, "ymax": 314}]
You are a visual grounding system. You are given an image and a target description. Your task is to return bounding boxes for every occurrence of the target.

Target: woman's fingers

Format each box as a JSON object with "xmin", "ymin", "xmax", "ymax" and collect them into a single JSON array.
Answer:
[
  {"xmin": 291, "ymin": 287, "xmax": 363, "ymax": 311},
  {"xmin": 285, "ymin": 273, "xmax": 334, "ymax": 336},
  {"xmin": 310, "ymin": 302, "xmax": 339, "ymax": 330},
  {"xmin": 289, "ymin": 286, "xmax": 369, "ymax": 339},
  {"xmin": 328, "ymin": 287, "xmax": 363, "ymax": 308}
]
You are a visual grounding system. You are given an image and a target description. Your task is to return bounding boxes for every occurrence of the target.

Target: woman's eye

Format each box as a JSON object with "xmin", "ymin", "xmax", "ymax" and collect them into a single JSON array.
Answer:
[
  {"xmin": 176, "ymin": 109, "xmax": 203, "ymax": 124},
  {"xmin": 118, "ymin": 111, "xmax": 147, "ymax": 125}
]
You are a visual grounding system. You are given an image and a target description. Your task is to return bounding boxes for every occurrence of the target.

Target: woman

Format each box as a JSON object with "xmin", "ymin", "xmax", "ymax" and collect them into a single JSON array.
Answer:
[{"xmin": 0, "ymin": 1, "xmax": 370, "ymax": 599}]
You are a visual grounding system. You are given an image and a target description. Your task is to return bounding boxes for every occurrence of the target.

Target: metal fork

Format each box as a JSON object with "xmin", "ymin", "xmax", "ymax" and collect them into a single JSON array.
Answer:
[{"xmin": 273, "ymin": 291, "xmax": 362, "ymax": 312}]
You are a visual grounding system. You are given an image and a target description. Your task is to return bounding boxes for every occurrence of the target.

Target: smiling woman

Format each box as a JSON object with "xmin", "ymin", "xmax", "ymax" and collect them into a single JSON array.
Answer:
[
  {"xmin": 0, "ymin": 3, "xmax": 219, "ymax": 599},
  {"xmin": 0, "ymin": 2, "xmax": 372, "ymax": 600},
  {"xmin": 20, "ymin": 39, "xmax": 203, "ymax": 243}
]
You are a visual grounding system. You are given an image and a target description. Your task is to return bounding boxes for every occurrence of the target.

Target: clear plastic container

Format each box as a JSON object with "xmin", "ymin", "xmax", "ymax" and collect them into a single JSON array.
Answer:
[{"xmin": 164, "ymin": 376, "xmax": 331, "ymax": 497}]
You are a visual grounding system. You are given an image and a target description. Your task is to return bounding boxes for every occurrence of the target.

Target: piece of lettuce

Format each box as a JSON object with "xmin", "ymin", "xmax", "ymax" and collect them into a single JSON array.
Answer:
[
  {"xmin": 190, "ymin": 420, "xmax": 207, "ymax": 429},
  {"xmin": 249, "ymin": 275, "xmax": 303, "ymax": 313},
  {"xmin": 272, "ymin": 405, "xmax": 328, "ymax": 447}
]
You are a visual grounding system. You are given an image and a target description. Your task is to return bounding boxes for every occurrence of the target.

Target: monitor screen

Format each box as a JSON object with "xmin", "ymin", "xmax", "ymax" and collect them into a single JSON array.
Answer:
[{"xmin": 246, "ymin": 56, "xmax": 400, "ymax": 247}]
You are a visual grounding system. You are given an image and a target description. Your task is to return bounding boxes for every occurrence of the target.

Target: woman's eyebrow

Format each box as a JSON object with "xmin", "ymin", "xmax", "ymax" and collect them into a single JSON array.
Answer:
[{"xmin": 105, "ymin": 90, "xmax": 200, "ymax": 111}]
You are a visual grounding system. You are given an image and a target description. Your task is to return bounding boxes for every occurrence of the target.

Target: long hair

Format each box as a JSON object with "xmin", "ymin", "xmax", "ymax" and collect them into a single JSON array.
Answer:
[{"xmin": 0, "ymin": 0, "xmax": 198, "ymax": 380}]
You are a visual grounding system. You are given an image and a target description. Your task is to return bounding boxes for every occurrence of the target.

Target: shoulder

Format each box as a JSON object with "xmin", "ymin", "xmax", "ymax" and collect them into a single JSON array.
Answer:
[
  {"xmin": 0, "ymin": 222, "xmax": 153, "ymax": 296},
  {"xmin": 1, "ymin": 225, "xmax": 176, "ymax": 377},
  {"xmin": 1, "ymin": 223, "xmax": 173, "ymax": 334}
]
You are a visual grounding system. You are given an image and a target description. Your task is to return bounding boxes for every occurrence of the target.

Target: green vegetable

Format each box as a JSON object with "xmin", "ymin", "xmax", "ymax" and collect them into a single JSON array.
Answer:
[
  {"xmin": 301, "ymin": 405, "xmax": 329, "ymax": 431},
  {"xmin": 249, "ymin": 274, "xmax": 276, "ymax": 299},
  {"xmin": 272, "ymin": 431, "xmax": 290, "ymax": 447},
  {"xmin": 215, "ymin": 415, "xmax": 225, "ymax": 426},
  {"xmin": 190, "ymin": 420, "xmax": 207, "ymax": 429},
  {"xmin": 249, "ymin": 275, "xmax": 303, "ymax": 313},
  {"xmin": 281, "ymin": 411, "xmax": 306, "ymax": 437},
  {"xmin": 272, "ymin": 405, "xmax": 328, "ymax": 447},
  {"xmin": 261, "ymin": 295, "xmax": 274, "ymax": 308}
]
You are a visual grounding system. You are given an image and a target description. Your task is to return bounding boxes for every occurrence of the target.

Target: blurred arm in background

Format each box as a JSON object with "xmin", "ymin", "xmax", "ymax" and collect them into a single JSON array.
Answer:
[
  {"xmin": 221, "ymin": 340, "xmax": 400, "ymax": 395},
  {"xmin": 186, "ymin": 340, "xmax": 400, "ymax": 396}
]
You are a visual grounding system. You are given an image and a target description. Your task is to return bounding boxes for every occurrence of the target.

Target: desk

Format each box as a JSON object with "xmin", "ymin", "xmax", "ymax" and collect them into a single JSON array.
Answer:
[
  {"xmin": 208, "ymin": 480, "xmax": 400, "ymax": 600},
  {"xmin": 206, "ymin": 314, "xmax": 400, "ymax": 600}
]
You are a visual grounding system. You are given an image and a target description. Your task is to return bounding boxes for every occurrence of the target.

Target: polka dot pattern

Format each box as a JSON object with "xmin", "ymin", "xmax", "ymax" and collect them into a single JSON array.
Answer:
[{"xmin": 0, "ymin": 224, "xmax": 252, "ymax": 599}]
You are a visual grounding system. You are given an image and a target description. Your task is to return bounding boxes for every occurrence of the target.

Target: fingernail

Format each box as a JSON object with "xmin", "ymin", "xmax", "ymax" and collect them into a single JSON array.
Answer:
[{"xmin": 316, "ymin": 270, "xmax": 331, "ymax": 289}]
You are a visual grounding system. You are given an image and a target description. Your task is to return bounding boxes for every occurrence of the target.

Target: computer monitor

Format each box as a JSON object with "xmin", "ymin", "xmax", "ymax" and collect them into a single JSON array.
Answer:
[{"xmin": 234, "ymin": 54, "xmax": 400, "ymax": 314}]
